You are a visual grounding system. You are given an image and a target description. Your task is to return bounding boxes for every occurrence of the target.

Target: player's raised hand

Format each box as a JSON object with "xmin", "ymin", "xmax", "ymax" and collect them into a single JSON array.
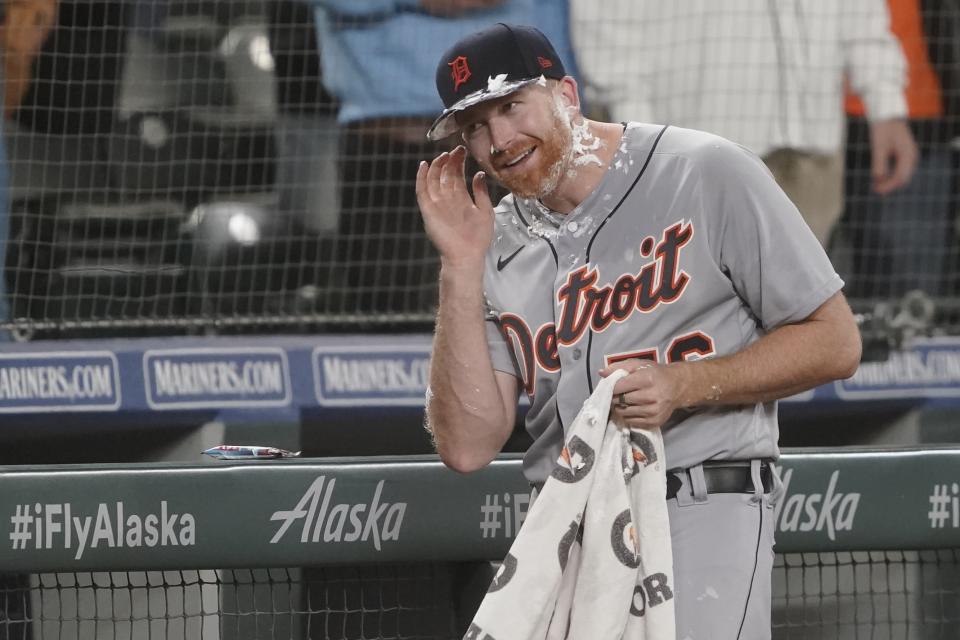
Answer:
[
  {"xmin": 599, "ymin": 359, "xmax": 688, "ymax": 430},
  {"xmin": 416, "ymin": 145, "xmax": 495, "ymax": 269}
]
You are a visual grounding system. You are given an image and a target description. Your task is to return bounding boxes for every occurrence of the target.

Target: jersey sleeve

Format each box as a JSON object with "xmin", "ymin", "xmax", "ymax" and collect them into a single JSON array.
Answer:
[
  {"xmin": 484, "ymin": 196, "xmax": 525, "ymax": 378},
  {"xmin": 485, "ymin": 315, "xmax": 522, "ymax": 377},
  {"xmin": 700, "ymin": 140, "xmax": 844, "ymax": 330}
]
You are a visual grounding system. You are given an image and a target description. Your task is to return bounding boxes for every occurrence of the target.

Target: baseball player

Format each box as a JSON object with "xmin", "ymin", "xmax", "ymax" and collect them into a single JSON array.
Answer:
[{"xmin": 416, "ymin": 23, "xmax": 862, "ymax": 639}]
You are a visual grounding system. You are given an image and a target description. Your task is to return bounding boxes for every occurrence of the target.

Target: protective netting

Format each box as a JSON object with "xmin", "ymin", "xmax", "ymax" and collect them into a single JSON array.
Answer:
[
  {"xmin": 772, "ymin": 549, "xmax": 960, "ymax": 639},
  {"xmin": 0, "ymin": 564, "xmax": 457, "ymax": 640},
  {"xmin": 1, "ymin": 551, "xmax": 958, "ymax": 639},
  {"xmin": 1, "ymin": 1, "xmax": 958, "ymax": 337}
]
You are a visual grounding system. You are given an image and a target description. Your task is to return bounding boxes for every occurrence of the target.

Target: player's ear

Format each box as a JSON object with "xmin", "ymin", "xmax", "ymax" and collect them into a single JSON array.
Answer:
[{"xmin": 556, "ymin": 76, "xmax": 581, "ymax": 113}]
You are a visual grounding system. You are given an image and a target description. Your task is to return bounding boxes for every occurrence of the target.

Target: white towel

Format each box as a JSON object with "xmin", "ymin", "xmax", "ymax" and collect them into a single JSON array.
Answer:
[{"xmin": 467, "ymin": 370, "xmax": 676, "ymax": 640}]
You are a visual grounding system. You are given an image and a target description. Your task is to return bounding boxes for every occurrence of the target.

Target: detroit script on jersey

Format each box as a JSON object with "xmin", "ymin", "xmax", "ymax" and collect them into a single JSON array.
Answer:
[
  {"xmin": 498, "ymin": 220, "xmax": 712, "ymax": 398},
  {"xmin": 482, "ymin": 123, "xmax": 843, "ymax": 484}
]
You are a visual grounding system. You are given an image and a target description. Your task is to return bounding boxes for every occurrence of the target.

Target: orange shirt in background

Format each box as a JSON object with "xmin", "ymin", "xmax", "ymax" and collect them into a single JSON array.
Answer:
[{"xmin": 846, "ymin": 0, "xmax": 943, "ymax": 118}]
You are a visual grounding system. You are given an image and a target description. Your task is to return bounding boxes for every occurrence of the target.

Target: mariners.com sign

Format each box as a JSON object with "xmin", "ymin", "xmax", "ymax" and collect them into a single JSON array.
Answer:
[
  {"xmin": 144, "ymin": 348, "xmax": 291, "ymax": 409},
  {"xmin": 0, "ymin": 352, "xmax": 120, "ymax": 412},
  {"xmin": 0, "ymin": 338, "xmax": 958, "ymax": 415}
]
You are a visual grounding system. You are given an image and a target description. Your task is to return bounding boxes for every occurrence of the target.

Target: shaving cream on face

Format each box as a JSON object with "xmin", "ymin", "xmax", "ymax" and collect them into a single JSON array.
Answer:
[
  {"xmin": 536, "ymin": 140, "xmax": 568, "ymax": 197},
  {"xmin": 570, "ymin": 119, "xmax": 603, "ymax": 168},
  {"xmin": 551, "ymin": 92, "xmax": 603, "ymax": 169},
  {"xmin": 519, "ymin": 88, "xmax": 576, "ymax": 199}
]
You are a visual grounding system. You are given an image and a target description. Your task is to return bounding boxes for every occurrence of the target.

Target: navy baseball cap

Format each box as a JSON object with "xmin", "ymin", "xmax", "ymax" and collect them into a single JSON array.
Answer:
[{"xmin": 426, "ymin": 23, "xmax": 566, "ymax": 141}]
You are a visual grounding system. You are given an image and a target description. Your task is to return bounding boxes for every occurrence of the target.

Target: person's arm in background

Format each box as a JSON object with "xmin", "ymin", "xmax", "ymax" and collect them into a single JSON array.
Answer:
[
  {"xmin": 1, "ymin": 0, "xmax": 56, "ymax": 116},
  {"xmin": 842, "ymin": 0, "xmax": 918, "ymax": 194},
  {"xmin": 315, "ymin": 0, "xmax": 503, "ymax": 19},
  {"xmin": 417, "ymin": 0, "xmax": 505, "ymax": 16},
  {"xmin": 924, "ymin": 0, "xmax": 960, "ymax": 145}
]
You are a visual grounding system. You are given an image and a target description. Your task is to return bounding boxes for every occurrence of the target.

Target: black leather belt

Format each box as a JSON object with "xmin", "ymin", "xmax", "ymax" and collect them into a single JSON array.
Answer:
[{"xmin": 666, "ymin": 461, "xmax": 773, "ymax": 500}]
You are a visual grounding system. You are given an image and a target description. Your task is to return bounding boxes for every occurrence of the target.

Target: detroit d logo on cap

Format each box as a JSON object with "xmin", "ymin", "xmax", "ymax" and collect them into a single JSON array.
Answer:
[{"xmin": 448, "ymin": 55, "xmax": 471, "ymax": 91}]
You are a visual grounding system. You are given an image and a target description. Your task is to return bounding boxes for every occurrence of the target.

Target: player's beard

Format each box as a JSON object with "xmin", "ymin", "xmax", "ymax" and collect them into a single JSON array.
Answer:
[{"xmin": 488, "ymin": 112, "xmax": 573, "ymax": 199}]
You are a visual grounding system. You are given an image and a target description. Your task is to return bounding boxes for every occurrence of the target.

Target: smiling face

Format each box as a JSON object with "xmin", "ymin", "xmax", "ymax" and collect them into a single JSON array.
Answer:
[{"xmin": 455, "ymin": 79, "xmax": 579, "ymax": 199}]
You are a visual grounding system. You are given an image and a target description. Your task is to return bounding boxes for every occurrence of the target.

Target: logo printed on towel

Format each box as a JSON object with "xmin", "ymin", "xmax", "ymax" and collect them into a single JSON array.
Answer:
[
  {"xmin": 487, "ymin": 553, "xmax": 517, "ymax": 593},
  {"xmin": 464, "ymin": 623, "xmax": 496, "ymax": 640},
  {"xmin": 625, "ymin": 431, "xmax": 659, "ymax": 479},
  {"xmin": 557, "ymin": 518, "xmax": 584, "ymax": 570},
  {"xmin": 630, "ymin": 574, "xmax": 675, "ymax": 617},
  {"xmin": 551, "ymin": 436, "xmax": 595, "ymax": 483},
  {"xmin": 611, "ymin": 509, "xmax": 640, "ymax": 568}
]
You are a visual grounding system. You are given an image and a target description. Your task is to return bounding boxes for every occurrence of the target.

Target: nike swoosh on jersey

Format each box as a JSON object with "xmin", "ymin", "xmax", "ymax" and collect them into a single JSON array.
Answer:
[{"xmin": 497, "ymin": 246, "xmax": 525, "ymax": 271}]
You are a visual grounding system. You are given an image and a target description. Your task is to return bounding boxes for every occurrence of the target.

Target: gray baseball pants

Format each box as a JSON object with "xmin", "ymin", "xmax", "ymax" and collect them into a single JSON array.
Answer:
[{"xmin": 668, "ymin": 460, "xmax": 784, "ymax": 640}]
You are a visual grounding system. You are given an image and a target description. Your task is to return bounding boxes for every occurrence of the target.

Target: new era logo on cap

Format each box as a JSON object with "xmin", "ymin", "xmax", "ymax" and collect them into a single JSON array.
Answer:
[{"xmin": 427, "ymin": 23, "xmax": 566, "ymax": 140}]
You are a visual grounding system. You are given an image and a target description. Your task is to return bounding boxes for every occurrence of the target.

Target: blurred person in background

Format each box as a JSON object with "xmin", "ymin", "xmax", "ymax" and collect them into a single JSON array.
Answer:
[
  {"xmin": 308, "ymin": 0, "xmax": 578, "ymax": 318},
  {"xmin": 3, "ymin": 0, "xmax": 56, "ymax": 114},
  {"xmin": 570, "ymin": 0, "xmax": 918, "ymax": 247},
  {"xmin": 841, "ymin": 0, "xmax": 960, "ymax": 301},
  {"xmin": 0, "ymin": 0, "xmax": 57, "ymax": 339},
  {"xmin": 268, "ymin": 0, "xmax": 342, "ymax": 302},
  {"xmin": 0, "ymin": 0, "xmax": 57, "ymax": 627},
  {"xmin": 269, "ymin": 0, "xmax": 340, "ymax": 238}
]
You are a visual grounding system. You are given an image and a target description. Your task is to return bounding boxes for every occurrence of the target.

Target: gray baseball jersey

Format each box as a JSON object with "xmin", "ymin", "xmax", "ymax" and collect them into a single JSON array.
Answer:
[{"xmin": 483, "ymin": 122, "xmax": 843, "ymax": 486}]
